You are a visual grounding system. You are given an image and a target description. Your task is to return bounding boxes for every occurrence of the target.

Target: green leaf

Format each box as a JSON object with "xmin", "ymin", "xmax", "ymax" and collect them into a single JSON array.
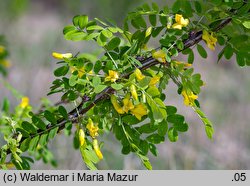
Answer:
[
  {"xmin": 205, "ymin": 124, "xmax": 214, "ymax": 139},
  {"xmin": 58, "ymin": 106, "xmax": 68, "ymax": 120},
  {"xmin": 166, "ymin": 106, "xmax": 177, "ymax": 115},
  {"xmin": 167, "ymin": 114, "xmax": 184, "ymax": 124},
  {"xmin": 146, "ymin": 134, "xmax": 164, "ymax": 144},
  {"xmin": 69, "ymin": 74, "xmax": 78, "ymax": 86},
  {"xmin": 63, "ymin": 25, "xmax": 77, "ymax": 35},
  {"xmin": 48, "ymin": 127, "xmax": 59, "ymax": 139},
  {"xmin": 78, "ymin": 53, "xmax": 97, "ymax": 62},
  {"xmin": 64, "ymin": 31, "xmax": 88, "ymax": 41},
  {"xmin": 54, "ymin": 66, "xmax": 69, "ymax": 77},
  {"xmin": 224, "ymin": 45, "xmax": 234, "ymax": 60},
  {"xmin": 146, "ymin": 86, "xmax": 160, "ymax": 97},
  {"xmin": 92, "ymin": 76, "xmax": 101, "ymax": 87},
  {"xmin": 2, "ymin": 97, "xmax": 10, "ymax": 112},
  {"xmin": 138, "ymin": 123, "xmax": 158, "ymax": 134},
  {"xmin": 122, "ymin": 115, "xmax": 140, "ymax": 125},
  {"xmin": 94, "ymin": 84, "xmax": 107, "ymax": 93},
  {"xmin": 158, "ymin": 120, "xmax": 168, "ymax": 136},
  {"xmin": 138, "ymin": 76, "xmax": 151, "ymax": 88},
  {"xmin": 21, "ymin": 121, "xmax": 37, "ymax": 134},
  {"xmin": 94, "ymin": 60, "xmax": 102, "ymax": 73},
  {"xmin": 168, "ymin": 127, "xmax": 178, "ymax": 142},
  {"xmin": 44, "ymin": 110, "xmax": 57, "ymax": 125},
  {"xmin": 29, "ymin": 136, "xmax": 40, "ymax": 151},
  {"xmin": 172, "ymin": 0, "xmax": 181, "ymax": 13},
  {"xmin": 149, "ymin": 15, "xmax": 157, "ymax": 27},
  {"xmin": 105, "ymin": 37, "xmax": 121, "ymax": 50},
  {"xmin": 20, "ymin": 138, "xmax": 31, "ymax": 152},
  {"xmin": 78, "ymin": 15, "xmax": 88, "ymax": 29},
  {"xmin": 188, "ymin": 50, "xmax": 194, "ymax": 64},
  {"xmin": 147, "ymin": 97, "xmax": 167, "ymax": 122},
  {"xmin": 197, "ymin": 44, "xmax": 207, "ymax": 58},
  {"xmin": 149, "ymin": 143, "xmax": 158, "ymax": 156},
  {"xmin": 242, "ymin": 21, "xmax": 250, "ymax": 29},
  {"xmin": 236, "ymin": 53, "xmax": 245, "ymax": 66},
  {"xmin": 73, "ymin": 15, "xmax": 88, "ymax": 29},
  {"xmin": 174, "ymin": 122, "xmax": 188, "ymax": 132},
  {"xmin": 134, "ymin": 15, "xmax": 147, "ymax": 28},
  {"xmin": 111, "ymin": 83, "xmax": 123, "ymax": 90},
  {"xmin": 80, "ymin": 147, "xmax": 98, "ymax": 170},
  {"xmin": 87, "ymin": 25, "xmax": 103, "ymax": 31},
  {"xmin": 101, "ymin": 29, "xmax": 113, "ymax": 38},
  {"xmin": 194, "ymin": 1, "xmax": 202, "ymax": 13},
  {"xmin": 32, "ymin": 116, "xmax": 46, "ymax": 130},
  {"xmin": 39, "ymin": 133, "xmax": 48, "ymax": 147}
]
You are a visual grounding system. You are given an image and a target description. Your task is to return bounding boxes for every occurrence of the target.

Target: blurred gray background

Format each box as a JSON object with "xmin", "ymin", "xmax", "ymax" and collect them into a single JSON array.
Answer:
[{"xmin": 0, "ymin": 0, "xmax": 249, "ymax": 169}]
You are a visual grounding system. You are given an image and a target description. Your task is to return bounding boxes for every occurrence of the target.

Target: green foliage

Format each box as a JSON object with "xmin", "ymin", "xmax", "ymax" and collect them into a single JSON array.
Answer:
[{"xmin": 0, "ymin": 0, "xmax": 249, "ymax": 170}]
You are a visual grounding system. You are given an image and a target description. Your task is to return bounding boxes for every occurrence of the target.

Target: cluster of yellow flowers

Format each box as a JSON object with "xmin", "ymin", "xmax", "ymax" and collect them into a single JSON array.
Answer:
[{"xmin": 111, "ymin": 94, "xmax": 147, "ymax": 120}]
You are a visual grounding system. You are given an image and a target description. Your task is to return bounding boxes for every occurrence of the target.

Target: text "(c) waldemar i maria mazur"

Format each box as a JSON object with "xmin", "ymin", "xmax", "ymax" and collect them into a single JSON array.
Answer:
[{"xmin": 19, "ymin": 172, "xmax": 138, "ymax": 182}]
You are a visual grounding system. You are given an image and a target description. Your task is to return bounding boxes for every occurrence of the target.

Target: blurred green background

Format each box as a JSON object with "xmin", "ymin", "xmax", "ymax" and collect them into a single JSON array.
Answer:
[{"xmin": 0, "ymin": 0, "xmax": 249, "ymax": 169}]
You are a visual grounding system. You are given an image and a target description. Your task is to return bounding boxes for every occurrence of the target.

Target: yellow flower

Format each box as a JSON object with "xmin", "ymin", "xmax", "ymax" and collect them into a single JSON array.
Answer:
[
  {"xmin": 149, "ymin": 75, "xmax": 161, "ymax": 86},
  {"xmin": 0, "ymin": 60, "xmax": 11, "ymax": 68},
  {"xmin": 20, "ymin": 97, "xmax": 29, "ymax": 108},
  {"xmin": 181, "ymin": 89, "xmax": 198, "ymax": 106},
  {"xmin": 52, "ymin": 52, "xmax": 73, "ymax": 59},
  {"xmin": 122, "ymin": 93, "xmax": 134, "ymax": 113},
  {"xmin": 202, "ymin": 30, "xmax": 217, "ymax": 51},
  {"xmin": 86, "ymin": 118, "xmax": 99, "ymax": 138},
  {"xmin": 130, "ymin": 103, "xmax": 147, "ymax": 120},
  {"xmin": 110, "ymin": 95, "xmax": 125, "ymax": 114},
  {"xmin": 134, "ymin": 68, "xmax": 145, "ymax": 81},
  {"xmin": 93, "ymin": 139, "xmax": 103, "ymax": 160},
  {"xmin": 173, "ymin": 61, "xmax": 192, "ymax": 68},
  {"xmin": 0, "ymin": 45, "xmax": 5, "ymax": 54},
  {"xmin": 70, "ymin": 66, "xmax": 85, "ymax": 78},
  {"xmin": 172, "ymin": 14, "xmax": 189, "ymax": 30},
  {"xmin": 152, "ymin": 50, "xmax": 166, "ymax": 63},
  {"xmin": 105, "ymin": 70, "xmax": 119, "ymax": 82},
  {"xmin": 130, "ymin": 84, "xmax": 138, "ymax": 101},
  {"xmin": 78, "ymin": 129, "xmax": 86, "ymax": 147}
]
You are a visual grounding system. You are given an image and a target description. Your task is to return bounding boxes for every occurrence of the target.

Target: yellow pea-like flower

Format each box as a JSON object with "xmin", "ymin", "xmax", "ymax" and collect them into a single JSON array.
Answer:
[
  {"xmin": 181, "ymin": 89, "xmax": 198, "ymax": 106},
  {"xmin": 93, "ymin": 139, "xmax": 103, "ymax": 160},
  {"xmin": 105, "ymin": 70, "xmax": 119, "ymax": 82},
  {"xmin": 78, "ymin": 129, "xmax": 86, "ymax": 147},
  {"xmin": 110, "ymin": 95, "xmax": 125, "ymax": 114},
  {"xmin": 130, "ymin": 84, "xmax": 138, "ymax": 101},
  {"xmin": 173, "ymin": 61, "xmax": 192, "ymax": 68},
  {"xmin": 202, "ymin": 30, "xmax": 217, "ymax": 51},
  {"xmin": 122, "ymin": 93, "xmax": 134, "ymax": 113},
  {"xmin": 130, "ymin": 103, "xmax": 147, "ymax": 120},
  {"xmin": 149, "ymin": 75, "xmax": 161, "ymax": 86},
  {"xmin": 20, "ymin": 97, "xmax": 29, "ymax": 108},
  {"xmin": 172, "ymin": 14, "xmax": 189, "ymax": 30},
  {"xmin": 52, "ymin": 52, "xmax": 73, "ymax": 59},
  {"xmin": 134, "ymin": 68, "xmax": 145, "ymax": 81},
  {"xmin": 86, "ymin": 118, "xmax": 99, "ymax": 138}
]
